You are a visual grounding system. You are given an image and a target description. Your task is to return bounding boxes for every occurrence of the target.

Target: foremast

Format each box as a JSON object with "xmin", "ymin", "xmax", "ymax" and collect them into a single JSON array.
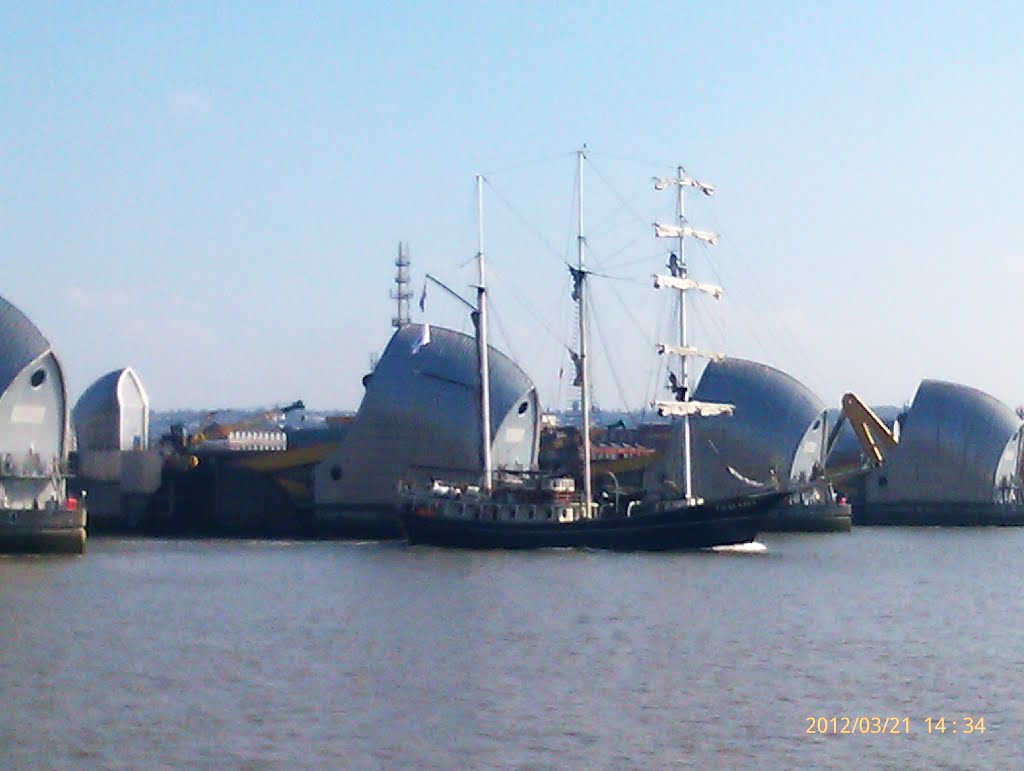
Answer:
[{"xmin": 652, "ymin": 169, "xmax": 734, "ymax": 503}]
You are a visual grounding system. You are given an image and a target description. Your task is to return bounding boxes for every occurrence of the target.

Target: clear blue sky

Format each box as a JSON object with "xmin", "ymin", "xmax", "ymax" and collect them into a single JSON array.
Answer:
[{"xmin": 3, "ymin": 2, "xmax": 1023, "ymax": 412}]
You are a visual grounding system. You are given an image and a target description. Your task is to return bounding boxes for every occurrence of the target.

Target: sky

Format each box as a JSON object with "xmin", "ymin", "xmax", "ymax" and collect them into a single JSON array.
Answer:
[{"xmin": 3, "ymin": 2, "xmax": 1024, "ymax": 413}]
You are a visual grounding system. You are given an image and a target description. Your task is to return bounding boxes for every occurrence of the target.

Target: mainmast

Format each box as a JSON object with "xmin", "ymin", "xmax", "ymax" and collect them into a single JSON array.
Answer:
[
  {"xmin": 475, "ymin": 175, "xmax": 494, "ymax": 492},
  {"xmin": 653, "ymin": 168, "xmax": 733, "ymax": 503},
  {"xmin": 575, "ymin": 148, "xmax": 593, "ymax": 511}
]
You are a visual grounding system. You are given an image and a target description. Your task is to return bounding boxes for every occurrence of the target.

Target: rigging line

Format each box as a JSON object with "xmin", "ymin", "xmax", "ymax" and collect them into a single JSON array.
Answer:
[
  {"xmin": 715, "ymin": 231, "xmax": 825, "ymax": 386},
  {"xmin": 584, "ymin": 268, "xmax": 660, "ymax": 363},
  {"xmin": 587, "ymin": 282, "xmax": 640, "ymax": 419},
  {"xmin": 584, "ymin": 155, "xmax": 657, "ymax": 234},
  {"xmin": 698, "ymin": 202, "xmax": 825, "ymax": 383},
  {"xmin": 587, "ymin": 148, "xmax": 690, "ymax": 175},
  {"xmin": 688, "ymin": 291, "xmax": 730, "ymax": 358},
  {"xmin": 480, "ymin": 151, "xmax": 576, "ymax": 179},
  {"xmin": 576, "ymin": 265, "xmax": 651, "ymax": 284},
  {"xmin": 486, "ymin": 259, "xmax": 573, "ymax": 350},
  {"xmin": 482, "ymin": 177, "xmax": 565, "ymax": 263},
  {"xmin": 485, "ymin": 294, "xmax": 520, "ymax": 371},
  {"xmin": 649, "ymin": 292, "xmax": 676, "ymax": 400},
  {"xmin": 601, "ymin": 245, "xmax": 665, "ymax": 273}
]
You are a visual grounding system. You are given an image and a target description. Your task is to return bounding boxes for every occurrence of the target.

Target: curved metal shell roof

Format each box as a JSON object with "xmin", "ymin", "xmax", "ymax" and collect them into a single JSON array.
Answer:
[
  {"xmin": 0, "ymin": 295, "xmax": 50, "ymax": 397},
  {"xmin": 72, "ymin": 368, "xmax": 126, "ymax": 424},
  {"xmin": 690, "ymin": 357, "xmax": 825, "ymax": 500},
  {"xmin": 323, "ymin": 324, "xmax": 538, "ymax": 506},
  {"xmin": 72, "ymin": 367, "xmax": 150, "ymax": 450},
  {"xmin": 866, "ymin": 379, "xmax": 1022, "ymax": 503}
]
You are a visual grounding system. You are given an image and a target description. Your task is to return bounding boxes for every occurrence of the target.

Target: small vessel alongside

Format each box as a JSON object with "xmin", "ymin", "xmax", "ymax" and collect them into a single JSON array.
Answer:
[
  {"xmin": 0, "ymin": 498, "xmax": 86, "ymax": 554},
  {"xmin": 399, "ymin": 152, "xmax": 784, "ymax": 550}
]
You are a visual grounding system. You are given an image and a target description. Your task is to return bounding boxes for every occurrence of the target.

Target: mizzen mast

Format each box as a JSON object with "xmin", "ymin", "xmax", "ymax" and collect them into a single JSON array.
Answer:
[
  {"xmin": 573, "ymin": 148, "xmax": 594, "ymax": 512},
  {"xmin": 652, "ymin": 169, "xmax": 734, "ymax": 503},
  {"xmin": 475, "ymin": 174, "xmax": 494, "ymax": 492}
]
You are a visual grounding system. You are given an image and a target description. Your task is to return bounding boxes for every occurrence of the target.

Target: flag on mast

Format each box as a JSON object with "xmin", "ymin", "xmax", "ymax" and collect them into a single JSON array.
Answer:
[{"xmin": 411, "ymin": 323, "xmax": 431, "ymax": 354}]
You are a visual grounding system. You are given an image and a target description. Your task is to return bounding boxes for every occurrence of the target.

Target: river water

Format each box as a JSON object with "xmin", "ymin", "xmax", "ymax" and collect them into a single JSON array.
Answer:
[{"xmin": 1, "ymin": 529, "xmax": 1020, "ymax": 769}]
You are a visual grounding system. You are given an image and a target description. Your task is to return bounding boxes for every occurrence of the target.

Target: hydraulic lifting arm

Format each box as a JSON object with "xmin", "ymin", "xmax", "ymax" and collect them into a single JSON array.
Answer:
[{"xmin": 826, "ymin": 392, "xmax": 899, "ymax": 466}]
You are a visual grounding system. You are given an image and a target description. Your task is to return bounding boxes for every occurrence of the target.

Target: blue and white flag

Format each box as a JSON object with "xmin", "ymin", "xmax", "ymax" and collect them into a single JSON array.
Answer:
[{"xmin": 411, "ymin": 323, "xmax": 431, "ymax": 354}]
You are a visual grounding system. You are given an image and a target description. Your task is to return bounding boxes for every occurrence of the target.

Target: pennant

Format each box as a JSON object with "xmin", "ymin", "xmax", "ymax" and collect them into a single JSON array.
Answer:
[{"xmin": 418, "ymin": 282, "xmax": 427, "ymax": 312}]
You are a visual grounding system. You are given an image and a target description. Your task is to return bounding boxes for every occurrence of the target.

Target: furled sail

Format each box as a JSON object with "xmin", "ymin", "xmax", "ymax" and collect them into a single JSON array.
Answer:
[
  {"xmin": 653, "ymin": 177, "xmax": 715, "ymax": 196},
  {"xmin": 652, "ymin": 274, "xmax": 723, "ymax": 298},
  {"xmin": 654, "ymin": 399, "xmax": 735, "ymax": 418},
  {"xmin": 653, "ymin": 223, "xmax": 719, "ymax": 244},
  {"xmin": 656, "ymin": 343, "xmax": 726, "ymax": 362}
]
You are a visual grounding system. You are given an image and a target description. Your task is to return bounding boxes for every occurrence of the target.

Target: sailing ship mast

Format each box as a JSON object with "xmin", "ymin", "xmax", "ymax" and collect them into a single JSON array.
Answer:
[
  {"xmin": 652, "ymin": 168, "xmax": 734, "ymax": 503},
  {"xmin": 475, "ymin": 174, "xmax": 494, "ymax": 492},
  {"xmin": 575, "ymin": 148, "xmax": 594, "ymax": 513}
]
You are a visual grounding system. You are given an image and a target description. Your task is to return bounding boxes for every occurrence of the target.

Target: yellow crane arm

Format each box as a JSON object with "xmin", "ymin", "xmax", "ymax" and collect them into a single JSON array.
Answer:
[{"xmin": 840, "ymin": 392, "xmax": 898, "ymax": 465}]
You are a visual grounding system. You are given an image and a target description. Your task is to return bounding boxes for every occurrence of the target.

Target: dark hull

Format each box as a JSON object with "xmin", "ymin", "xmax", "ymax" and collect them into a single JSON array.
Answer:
[
  {"xmin": 764, "ymin": 502, "xmax": 853, "ymax": 533},
  {"xmin": 853, "ymin": 502, "xmax": 1024, "ymax": 527},
  {"xmin": 400, "ymin": 493, "xmax": 786, "ymax": 551},
  {"xmin": 0, "ymin": 508, "xmax": 87, "ymax": 555}
]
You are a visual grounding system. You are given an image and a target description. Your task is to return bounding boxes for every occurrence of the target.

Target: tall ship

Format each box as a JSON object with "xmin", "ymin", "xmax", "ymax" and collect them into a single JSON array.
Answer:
[{"xmin": 399, "ymin": 152, "xmax": 786, "ymax": 549}]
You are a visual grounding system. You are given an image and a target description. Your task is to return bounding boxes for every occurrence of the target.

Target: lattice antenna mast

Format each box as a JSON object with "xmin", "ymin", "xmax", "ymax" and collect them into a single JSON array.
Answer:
[{"xmin": 391, "ymin": 241, "xmax": 412, "ymax": 329}]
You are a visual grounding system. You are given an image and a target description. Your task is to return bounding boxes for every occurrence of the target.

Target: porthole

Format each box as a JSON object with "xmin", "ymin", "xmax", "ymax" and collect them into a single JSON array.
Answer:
[
  {"xmin": 330, "ymin": 465, "xmax": 343, "ymax": 481},
  {"xmin": 878, "ymin": 476, "xmax": 888, "ymax": 488},
  {"xmin": 30, "ymin": 369, "xmax": 46, "ymax": 388},
  {"xmin": 518, "ymin": 401, "xmax": 529, "ymax": 415}
]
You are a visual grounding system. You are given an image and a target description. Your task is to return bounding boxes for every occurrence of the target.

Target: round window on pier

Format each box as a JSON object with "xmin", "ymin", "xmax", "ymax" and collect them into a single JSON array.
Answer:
[
  {"xmin": 30, "ymin": 369, "xmax": 46, "ymax": 388},
  {"xmin": 330, "ymin": 466, "xmax": 343, "ymax": 481},
  {"xmin": 518, "ymin": 401, "xmax": 529, "ymax": 415}
]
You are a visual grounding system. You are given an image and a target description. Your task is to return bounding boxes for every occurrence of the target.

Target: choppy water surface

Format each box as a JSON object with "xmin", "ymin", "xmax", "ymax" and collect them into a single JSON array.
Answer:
[{"xmin": 2, "ymin": 529, "xmax": 1021, "ymax": 769}]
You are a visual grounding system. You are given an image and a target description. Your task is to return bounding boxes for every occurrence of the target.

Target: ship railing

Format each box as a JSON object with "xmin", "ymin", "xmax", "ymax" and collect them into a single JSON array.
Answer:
[{"xmin": 0, "ymin": 453, "xmax": 71, "ymax": 480}]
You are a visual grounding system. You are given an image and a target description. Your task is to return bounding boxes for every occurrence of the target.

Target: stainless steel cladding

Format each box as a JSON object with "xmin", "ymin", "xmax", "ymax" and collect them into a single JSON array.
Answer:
[
  {"xmin": 0, "ymin": 295, "xmax": 50, "ymax": 388},
  {"xmin": 690, "ymin": 357, "xmax": 825, "ymax": 501},
  {"xmin": 72, "ymin": 367, "xmax": 150, "ymax": 452},
  {"xmin": 0, "ymin": 295, "xmax": 69, "ymax": 508},
  {"xmin": 865, "ymin": 379, "xmax": 1023, "ymax": 504},
  {"xmin": 315, "ymin": 324, "xmax": 539, "ymax": 513}
]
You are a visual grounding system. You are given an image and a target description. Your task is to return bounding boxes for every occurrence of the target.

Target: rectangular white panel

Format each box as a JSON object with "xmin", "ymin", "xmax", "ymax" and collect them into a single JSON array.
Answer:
[{"xmin": 11, "ymin": 404, "xmax": 46, "ymax": 424}]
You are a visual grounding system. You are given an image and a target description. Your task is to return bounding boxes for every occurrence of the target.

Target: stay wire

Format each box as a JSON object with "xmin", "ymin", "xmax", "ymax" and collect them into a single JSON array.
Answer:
[{"xmin": 587, "ymin": 281, "xmax": 641, "ymax": 421}]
